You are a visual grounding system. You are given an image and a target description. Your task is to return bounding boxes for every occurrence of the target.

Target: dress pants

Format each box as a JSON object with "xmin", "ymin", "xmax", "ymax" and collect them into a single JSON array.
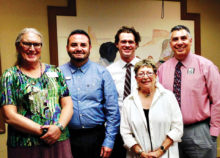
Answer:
[
  {"xmin": 110, "ymin": 133, "xmax": 126, "ymax": 158},
  {"xmin": 69, "ymin": 125, "xmax": 105, "ymax": 158},
  {"xmin": 179, "ymin": 120, "xmax": 217, "ymax": 158}
]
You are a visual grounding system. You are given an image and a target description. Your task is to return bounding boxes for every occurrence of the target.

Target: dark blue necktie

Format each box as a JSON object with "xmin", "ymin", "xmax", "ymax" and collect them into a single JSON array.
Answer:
[{"xmin": 173, "ymin": 62, "xmax": 183, "ymax": 106}]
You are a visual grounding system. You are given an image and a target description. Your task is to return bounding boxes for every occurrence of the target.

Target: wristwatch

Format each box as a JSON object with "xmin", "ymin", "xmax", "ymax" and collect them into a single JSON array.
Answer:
[
  {"xmin": 40, "ymin": 128, "xmax": 48, "ymax": 137},
  {"xmin": 55, "ymin": 122, "xmax": 65, "ymax": 132},
  {"xmin": 137, "ymin": 148, "xmax": 144, "ymax": 157},
  {"xmin": 160, "ymin": 145, "xmax": 166, "ymax": 153}
]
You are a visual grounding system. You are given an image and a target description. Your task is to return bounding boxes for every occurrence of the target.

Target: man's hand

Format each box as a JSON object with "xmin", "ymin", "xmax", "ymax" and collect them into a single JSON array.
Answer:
[{"xmin": 100, "ymin": 146, "xmax": 112, "ymax": 158}]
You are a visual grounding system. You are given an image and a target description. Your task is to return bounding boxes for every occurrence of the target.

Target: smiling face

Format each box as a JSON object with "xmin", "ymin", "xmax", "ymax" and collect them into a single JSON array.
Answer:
[
  {"xmin": 170, "ymin": 29, "xmax": 192, "ymax": 61},
  {"xmin": 135, "ymin": 66, "xmax": 157, "ymax": 91},
  {"xmin": 67, "ymin": 34, "xmax": 91, "ymax": 64},
  {"xmin": 17, "ymin": 32, "xmax": 42, "ymax": 65},
  {"xmin": 116, "ymin": 32, "xmax": 137, "ymax": 63}
]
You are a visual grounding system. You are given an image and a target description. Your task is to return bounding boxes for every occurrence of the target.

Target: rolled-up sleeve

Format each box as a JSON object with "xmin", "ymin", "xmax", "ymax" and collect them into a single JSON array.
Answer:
[
  {"xmin": 166, "ymin": 92, "xmax": 183, "ymax": 142},
  {"xmin": 204, "ymin": 63, "xmax": 220, "ymax": 136}
]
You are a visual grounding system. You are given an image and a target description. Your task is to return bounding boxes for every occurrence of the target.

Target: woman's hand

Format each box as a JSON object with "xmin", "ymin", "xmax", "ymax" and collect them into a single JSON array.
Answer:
[
  {"xmin": 140, "ymin": 151, "xmax": 150, "ymax": 158},
  {"xmin": 40, "ymin": 125, "xmax": 61, "ymax": 145},
  {"xmin": 145, "ymin": 149, "xmax": 164, "ymax": 158}
]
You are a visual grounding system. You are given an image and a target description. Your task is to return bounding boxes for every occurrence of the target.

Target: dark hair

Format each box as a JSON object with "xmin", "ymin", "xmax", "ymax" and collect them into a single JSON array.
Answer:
[
  {"xmin": 134, "ymin": 59, "xmax": 157, "ymax": 75},
  {"xmin": 170, "ymin": 25, "xmax": 191, "ymax": 36},
  {"xmin": 114, "ymin": 26, "xmax": 141, "ymax": 46},
  {"xmin": 99, "ymin": 42, "xmax": 118, "ymax": 62},
  {"xmin": 67, "ymin": 29, "xmax": 91, "ymax": 45}
]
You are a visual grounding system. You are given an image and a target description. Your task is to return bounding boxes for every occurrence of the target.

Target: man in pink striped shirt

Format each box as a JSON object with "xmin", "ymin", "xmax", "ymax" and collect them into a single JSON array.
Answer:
[{"xmin": 157, "ymin": 25, "xmax": 220, "ymax": 158}]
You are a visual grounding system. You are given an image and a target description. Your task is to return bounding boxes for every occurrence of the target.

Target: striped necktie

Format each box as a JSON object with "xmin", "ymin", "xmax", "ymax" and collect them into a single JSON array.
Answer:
[
  {"xmin": 123, "ymin": 63, "xmax": 132, "ymax": 100},
  {"xmin": 173, "ymin": 61, "xmax": 183, "ymax": 106}
]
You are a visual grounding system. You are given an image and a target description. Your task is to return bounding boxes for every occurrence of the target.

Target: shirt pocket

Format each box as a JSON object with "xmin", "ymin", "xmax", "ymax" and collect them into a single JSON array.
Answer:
[
  {"xmin": 85, "ymin": 78, "xmax": 103, "ymax": 101},
  {"xmin": 183, "ymin": 70, "xmax": 206, "ymax": 92}
]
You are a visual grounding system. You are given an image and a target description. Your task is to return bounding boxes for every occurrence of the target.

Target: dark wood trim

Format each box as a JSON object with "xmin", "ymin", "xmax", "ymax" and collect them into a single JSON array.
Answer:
[
  {"xmin": 0, "ymin": 52, "xmax": 2, "ymax": 75},
  {"xmin": 47, "ymin": 0, "xmax": 201, "ymax": 66},
  {"xmin": 181, "ymin": 0, "xmax": 201, "ymax": 55},
  {"xmin": 0, "ymin": 111, "xmax": 5, "ymax": 134},
  {"xmin": 47, "ymin": 0, "xmax": 76, "ymax": 66}
]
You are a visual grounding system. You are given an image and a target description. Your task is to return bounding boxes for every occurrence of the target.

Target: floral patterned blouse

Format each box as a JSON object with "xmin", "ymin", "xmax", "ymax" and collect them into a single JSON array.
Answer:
[{"xmin": 0, "ymin": 64, "xmax": 70, "ymax": 147}]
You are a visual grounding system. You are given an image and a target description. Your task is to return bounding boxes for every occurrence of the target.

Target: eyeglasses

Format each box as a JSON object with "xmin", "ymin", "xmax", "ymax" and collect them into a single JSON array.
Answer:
[
  {"xmin": 21, "ymin": 42, "xmax": 42, "ymax": 49},
  {"xmin": 137, "ymin": 71, "xmax": 154, "ymax": 78}
]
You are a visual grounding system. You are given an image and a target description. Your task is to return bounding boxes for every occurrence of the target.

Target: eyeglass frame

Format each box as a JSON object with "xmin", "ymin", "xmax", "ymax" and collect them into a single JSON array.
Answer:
[
  {"xmin": 20, "ymin": 41, "xmax": 42, "ymax": 49},
  {"xmin": 136, "ymin": 71, "xmax": 155, "ymax": 78}
]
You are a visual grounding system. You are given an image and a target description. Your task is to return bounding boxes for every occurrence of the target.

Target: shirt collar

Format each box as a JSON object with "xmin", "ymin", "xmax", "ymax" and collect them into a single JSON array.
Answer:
[
  {"xmin": 119, "ymin": 57, "xmax": 140, "ymax": 68},
  {"xmin": 181, "ymin": 52, "xmax": 193, "ymax": 68},
  {"xmin": 68, "ymin": 60, "xmax": 91, "ymax": 74},
  {"xmin": 173, "ymin": 52, "xmax": 193, "ymax": 68}
]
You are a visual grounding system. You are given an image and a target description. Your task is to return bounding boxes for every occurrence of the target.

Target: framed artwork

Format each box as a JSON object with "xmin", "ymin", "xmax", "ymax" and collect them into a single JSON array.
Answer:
[{"xmin": 47, "ymin": 0, "xmax": 200, "ymax": 66}]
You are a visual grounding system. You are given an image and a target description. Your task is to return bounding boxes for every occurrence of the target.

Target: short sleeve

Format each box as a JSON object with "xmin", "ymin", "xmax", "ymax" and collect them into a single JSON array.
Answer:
[
  {"xmin": 56, "ymin": 67, "xmax": 70, "ymax": 97},
  {"xmin": 0, "ymin": 68, "xmax": 18, "ymax": 106}
]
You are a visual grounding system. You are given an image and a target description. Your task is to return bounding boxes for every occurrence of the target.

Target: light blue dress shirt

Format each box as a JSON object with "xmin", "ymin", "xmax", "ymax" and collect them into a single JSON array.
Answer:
[{"xmin": 60, "ymin": 60, "xmax": 120, "ymax": 148}]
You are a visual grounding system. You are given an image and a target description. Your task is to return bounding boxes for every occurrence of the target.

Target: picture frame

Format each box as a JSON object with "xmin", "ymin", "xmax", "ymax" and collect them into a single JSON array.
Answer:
[{"xmin": 47, "ymin": 0, "xmax": 200, "ymax": 66}]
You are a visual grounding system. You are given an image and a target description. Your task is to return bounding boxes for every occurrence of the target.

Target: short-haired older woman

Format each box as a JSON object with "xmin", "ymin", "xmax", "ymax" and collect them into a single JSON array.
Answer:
[
  {"xmin": 120, "ymin": 59, "xmax": 183, "ymax": 158},
  {"xmin": 0, "ymin": 28, "xmax": 73, "ymax": 158}
]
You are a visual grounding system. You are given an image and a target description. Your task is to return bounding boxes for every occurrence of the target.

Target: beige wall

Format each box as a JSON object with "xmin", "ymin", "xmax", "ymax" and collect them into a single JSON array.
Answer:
[
  {"xmin": 0, "ymin": 0, "xmax": 67, "ymax": 72},
  {"xmin": 0, "ymin": 125, "xmax": 7, "ymax": 158},
  {"xmin": 0, "ymin": 0, "xmax": 67, "ymax": 157},
  {"xmin": 188, "ymin": 0, "xmax": 220, "ymax": 69},
  {"xmin": 1, "ymin": 0, "xmax": 220, "ymax": 71}
]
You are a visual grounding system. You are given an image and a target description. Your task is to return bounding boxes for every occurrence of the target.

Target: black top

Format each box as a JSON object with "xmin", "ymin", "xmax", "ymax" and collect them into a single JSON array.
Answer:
[{"xmin": 143, "ymin": 109, "xmax": 153, "ymax": 151}]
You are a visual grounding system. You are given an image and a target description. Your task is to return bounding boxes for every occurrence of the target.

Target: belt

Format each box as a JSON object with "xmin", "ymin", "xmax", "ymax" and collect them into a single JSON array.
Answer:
[
  {"xmin": 184, "ymin": 118, "xmax": 210, "ymax": 128},
  {"xmin": 69, "ymin": 124, "xmax": 105, "ymax": 134}
]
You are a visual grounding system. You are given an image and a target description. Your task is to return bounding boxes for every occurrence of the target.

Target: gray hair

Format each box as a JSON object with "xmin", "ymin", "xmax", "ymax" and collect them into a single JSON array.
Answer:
[
  {"xmin": 169, "ymin": 25, "xmax": 192, "ymax": 40},
  {"xmin": 15, "ymin": 28, "xmax": 43, "ymax": 66},
  {"xmin": 15, "ymin": 28, "xmax": 43, "ymax": 46}
]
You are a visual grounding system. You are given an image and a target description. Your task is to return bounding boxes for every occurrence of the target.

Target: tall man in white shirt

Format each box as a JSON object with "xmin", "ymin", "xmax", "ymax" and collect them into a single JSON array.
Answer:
[{"xmin": 107, "ymin": 26, "xmax": 141, "ymax": 158}]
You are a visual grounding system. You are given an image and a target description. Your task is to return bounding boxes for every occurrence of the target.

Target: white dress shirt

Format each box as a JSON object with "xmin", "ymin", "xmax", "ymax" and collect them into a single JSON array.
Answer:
[
  {"xmin": 120, "ymin": 82, "xmax": 183, "ymax": 158},
  {"xmin": 107, "ymin": 57, "xmax": 140, "ymax": 112}
]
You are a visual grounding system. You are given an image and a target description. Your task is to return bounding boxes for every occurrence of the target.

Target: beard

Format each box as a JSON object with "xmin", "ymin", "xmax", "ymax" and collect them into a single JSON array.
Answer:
[
  {"xmin": 68, "ymin": 51, "xmax": 90, "ymax": 63},
  {"xmin": 71, "ymin": 56, "xmax": 88, "ymax": 62}
]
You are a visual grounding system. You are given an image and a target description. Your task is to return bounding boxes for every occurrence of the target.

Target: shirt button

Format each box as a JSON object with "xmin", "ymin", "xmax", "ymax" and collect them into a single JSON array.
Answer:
[
  {"xmin": 82, "ymin": 126, "xmax": 84, "ymax": 128},
  {"xmin": 78, "ymin": 100, "xmax": 80, "ymax": 103},
  {"xmin": 80, "ymin": 114, "xmax": 82, "ymax": 117}
]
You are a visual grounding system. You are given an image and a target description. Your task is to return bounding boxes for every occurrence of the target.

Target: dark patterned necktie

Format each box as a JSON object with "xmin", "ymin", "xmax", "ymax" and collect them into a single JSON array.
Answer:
[
  {"xmin": 123, "ymin": 63, "xmax": 132, "ymax": 100},
  {"xmin": 173, "ymin": 62, "xmax": 183, "ymax": 106}
]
